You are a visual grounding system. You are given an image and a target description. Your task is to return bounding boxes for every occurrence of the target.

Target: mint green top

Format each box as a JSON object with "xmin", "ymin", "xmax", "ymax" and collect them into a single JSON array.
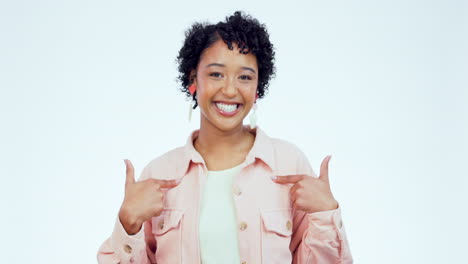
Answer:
[{"xmin": 199, "ymin": 163, "xmax": 243, "ymax": 264}]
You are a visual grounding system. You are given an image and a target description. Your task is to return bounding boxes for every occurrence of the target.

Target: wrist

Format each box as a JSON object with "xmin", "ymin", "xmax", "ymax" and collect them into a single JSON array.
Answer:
[
  {"xmin": 327, "ymin": 199, "xmax": 339, "ymax": 211},
  {"xmin": 310, "ymin": 199, "xmax": 339, "ymax": 213},
  {"xmin": 119, "ymin": 206, "xmax": 142, "ymax": 235}
]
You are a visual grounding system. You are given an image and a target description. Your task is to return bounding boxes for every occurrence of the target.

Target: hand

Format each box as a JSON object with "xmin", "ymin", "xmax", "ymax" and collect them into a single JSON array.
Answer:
[
  {"xmin": 273, "ymin": 155, "xmax": 338, "ymax": 213},
  {"xmin": 119, "ymin": 159, "xmax": 180, "ymax": 235}
]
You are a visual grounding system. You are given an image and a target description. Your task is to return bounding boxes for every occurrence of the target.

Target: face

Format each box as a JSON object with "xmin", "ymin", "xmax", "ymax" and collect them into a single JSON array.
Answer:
[{"xmin": 191, "ymin": 39, "xmax": 259, "ymax": 132}]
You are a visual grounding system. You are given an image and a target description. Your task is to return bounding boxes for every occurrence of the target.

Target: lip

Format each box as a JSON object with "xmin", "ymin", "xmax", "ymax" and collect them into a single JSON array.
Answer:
[
  {"xmin": 214, "ymin": 100, "xmax": 242, "ymax": 104},
  {"xmin": 213, "ymin": 102, "xmax": 242, "ymax": 117}
]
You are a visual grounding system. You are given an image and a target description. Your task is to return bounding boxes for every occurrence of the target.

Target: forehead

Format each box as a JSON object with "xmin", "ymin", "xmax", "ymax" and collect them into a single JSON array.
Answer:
[{"xmin": 198, "ymin": 40, "xmax": 258, "ymax": 70}]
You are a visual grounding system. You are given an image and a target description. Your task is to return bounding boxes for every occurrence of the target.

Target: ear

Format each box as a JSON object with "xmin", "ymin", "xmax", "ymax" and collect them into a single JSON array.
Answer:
[{"xmin": 190, "ymin": 69, "xmax": 197, "ymax": 86}]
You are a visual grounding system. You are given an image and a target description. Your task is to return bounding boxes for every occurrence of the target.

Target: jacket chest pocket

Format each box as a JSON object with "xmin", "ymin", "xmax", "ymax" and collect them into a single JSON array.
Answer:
[
  {"xmin": 260, "ymin": 209, "xmax": 293, "ymax": 264},
  {"xmin": 151, "ymin": 209, "xmax": 184, "ymax": 263}
]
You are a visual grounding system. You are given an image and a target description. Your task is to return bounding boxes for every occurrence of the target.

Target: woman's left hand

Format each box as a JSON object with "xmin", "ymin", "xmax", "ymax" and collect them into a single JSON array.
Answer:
[{"xmin": 272, "ymin": 155, "xmax": 339, "ymax": 213}]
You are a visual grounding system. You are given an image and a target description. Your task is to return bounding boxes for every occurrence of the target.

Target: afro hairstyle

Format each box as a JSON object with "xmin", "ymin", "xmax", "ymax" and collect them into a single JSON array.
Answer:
[{"xmin": 175, "ymin": 10, "xmax": 276, "ymax": 109}]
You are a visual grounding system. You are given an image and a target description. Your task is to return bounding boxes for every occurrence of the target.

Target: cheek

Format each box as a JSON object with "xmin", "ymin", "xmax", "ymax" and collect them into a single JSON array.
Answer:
[
  {"xmin": 239, "ymin": 85, "xmax": 257, "ymax": 98},
  {"xmin": 196, "ymin": 85, "xmax": 213, "ymax": 103},
  {"xmin": 197, "ymin": 93, "xmax": 211, "ymax": 108}
]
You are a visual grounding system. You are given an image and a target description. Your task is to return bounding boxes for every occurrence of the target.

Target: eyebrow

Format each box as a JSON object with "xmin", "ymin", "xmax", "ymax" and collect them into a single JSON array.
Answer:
[{"xmin": 206, "ymin": 63, "xmax": 256, "ymax": 74}]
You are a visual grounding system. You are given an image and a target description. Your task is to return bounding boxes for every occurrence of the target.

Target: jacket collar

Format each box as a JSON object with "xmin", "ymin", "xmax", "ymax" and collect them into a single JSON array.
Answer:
[{"xmin": 178, "ymin": 125, "xmax": 276, "ymax": 177}]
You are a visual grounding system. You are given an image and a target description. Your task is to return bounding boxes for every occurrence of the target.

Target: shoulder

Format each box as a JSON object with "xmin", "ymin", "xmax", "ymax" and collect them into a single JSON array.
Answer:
[
  {"xmin": 138, "ymin": 146, "xmax": 186, "ymax": 181},
  {"xmin": 270, "ymin": 137, "xmax": 307, "ymax": 158},
  {"xmin": 269, "ymin": 136, "xmax": 316, "ymax": 177}
]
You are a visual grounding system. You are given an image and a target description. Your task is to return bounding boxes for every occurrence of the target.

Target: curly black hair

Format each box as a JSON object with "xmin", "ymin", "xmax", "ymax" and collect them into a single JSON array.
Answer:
[{"xmin": 175, "ymin": 10, "xmax": 276, "ymax": 109}]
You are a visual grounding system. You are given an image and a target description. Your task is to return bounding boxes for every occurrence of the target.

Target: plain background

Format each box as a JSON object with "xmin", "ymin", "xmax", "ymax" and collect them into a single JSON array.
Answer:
[{"xmin": 1, "ymin": 0, "xmax": 467, "ymax": 263}]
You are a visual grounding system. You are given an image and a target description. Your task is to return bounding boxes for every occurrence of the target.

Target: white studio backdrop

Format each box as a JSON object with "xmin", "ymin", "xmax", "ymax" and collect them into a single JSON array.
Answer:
[{"xmin": 0, "ymin": 0, "xmax": 466, "ymax": 263}]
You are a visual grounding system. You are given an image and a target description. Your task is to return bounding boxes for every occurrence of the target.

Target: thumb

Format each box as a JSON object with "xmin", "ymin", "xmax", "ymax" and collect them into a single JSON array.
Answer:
[
  {"xmin": 319, "ymin": 155, "xmax": 331, "ymax": 183},
  {"xmin": 124, "ymin": 159, "xmax": 135, "ymax": 186}
]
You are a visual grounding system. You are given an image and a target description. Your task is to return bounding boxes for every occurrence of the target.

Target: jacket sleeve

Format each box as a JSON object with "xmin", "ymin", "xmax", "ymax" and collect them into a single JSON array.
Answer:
[
  {"xmin": 97, "ymin": 165, "xmax": 157, "ymax": 264},
  {"xmin": 290, "ymin": 150, "xmax": 353, "ymax": 263}
]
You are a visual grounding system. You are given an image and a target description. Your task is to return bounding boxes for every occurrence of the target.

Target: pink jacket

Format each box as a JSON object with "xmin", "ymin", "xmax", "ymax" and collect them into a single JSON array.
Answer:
[{"xmin": 97, "ymin": 126, "xmax": 353, "ymax": 263}]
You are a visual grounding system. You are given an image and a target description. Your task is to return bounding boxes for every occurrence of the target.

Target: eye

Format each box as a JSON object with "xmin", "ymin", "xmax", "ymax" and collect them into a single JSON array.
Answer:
[
  {"xmin": 239, "ymin": 75, "xmax": 252, "ymax": 80},
  {"xmin": 209, "ymin": 72, "xmax": 222, "ymax": 78}
]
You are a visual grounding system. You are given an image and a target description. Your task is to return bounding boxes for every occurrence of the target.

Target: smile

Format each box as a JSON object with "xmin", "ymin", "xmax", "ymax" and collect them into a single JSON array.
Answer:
[{"xmin": 213, "ymin": 102, "xmax": 242, "ymax": 117}]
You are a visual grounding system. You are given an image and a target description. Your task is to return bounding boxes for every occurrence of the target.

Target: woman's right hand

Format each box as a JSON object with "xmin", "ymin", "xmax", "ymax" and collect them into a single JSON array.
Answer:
[{"xmin": 118, "ymin": 159, "xmax": 181, "ymax": 235}]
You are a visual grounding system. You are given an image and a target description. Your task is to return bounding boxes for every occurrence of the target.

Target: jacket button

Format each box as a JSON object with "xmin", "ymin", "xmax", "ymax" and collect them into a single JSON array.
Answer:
[
  {"xmin": 124, "ymin": 244, "xmax": 132, "ymax": 254},
  {"xmin": 159, "ymin": 220, "xmax": 164, "ymax": 230},
  {"xmin": 286, "ymin": 220, "xmax": 292, "ymax": 231},
  {"xmin": 233, "ymin": 185, "xmax": 242, "ymax": 196},
  {"xmin": 239, "ymin": 222, "xmax": 248, "ymax": 231}
]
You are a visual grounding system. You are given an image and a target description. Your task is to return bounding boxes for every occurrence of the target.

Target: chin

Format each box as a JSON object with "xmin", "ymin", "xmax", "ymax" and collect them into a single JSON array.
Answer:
[{"xmin": 211, "ymin": 119, "xmax": 245, "ymax": 132}]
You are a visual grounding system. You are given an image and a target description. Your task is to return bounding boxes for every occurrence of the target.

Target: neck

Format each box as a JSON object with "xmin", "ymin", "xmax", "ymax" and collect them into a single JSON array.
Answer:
[{"xmin": 194, "ymin": 118, "xmax": 253, "ymax": 155}]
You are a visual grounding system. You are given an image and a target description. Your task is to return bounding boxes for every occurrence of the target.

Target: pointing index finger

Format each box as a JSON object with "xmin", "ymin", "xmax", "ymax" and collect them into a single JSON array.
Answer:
[
  {"xmin": 272, "ymin": 175, "xmax": 304, "ymax": 184},
  {"xmin": 154, "ymin": 178, "xmax": 182, "ymax": 189}
]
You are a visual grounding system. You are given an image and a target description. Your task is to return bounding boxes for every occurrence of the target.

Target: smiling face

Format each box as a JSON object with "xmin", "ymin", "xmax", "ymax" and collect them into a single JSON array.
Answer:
[{"xmin": 191, "ymin": 39, "xmax": 259, "ymax": 132}]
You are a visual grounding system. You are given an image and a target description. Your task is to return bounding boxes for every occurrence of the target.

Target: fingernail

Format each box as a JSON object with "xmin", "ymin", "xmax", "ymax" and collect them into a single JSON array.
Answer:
[
  {"xmin": 271, "ymin": 176, "xmax": 277, "ymax": 181},
  {"xmin": 176, "ymin": 178, "xmax": 182, "ymax": 184}
]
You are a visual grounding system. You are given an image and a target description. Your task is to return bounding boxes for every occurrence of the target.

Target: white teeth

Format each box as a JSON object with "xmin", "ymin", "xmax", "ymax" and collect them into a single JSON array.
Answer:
[{"xmin": 215, "ymin": 102, "xmax": 238, "ymax": 113}]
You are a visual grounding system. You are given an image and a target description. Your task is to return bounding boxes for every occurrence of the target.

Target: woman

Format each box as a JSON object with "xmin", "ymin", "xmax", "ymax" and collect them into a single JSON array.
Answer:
[{"xmin": 97, "ymin": 11, "xmax": 353, "ymax": 264}]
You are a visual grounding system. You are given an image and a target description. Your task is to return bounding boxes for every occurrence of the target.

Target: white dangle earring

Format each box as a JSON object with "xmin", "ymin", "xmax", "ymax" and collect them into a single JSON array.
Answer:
[
  {"xmin": 249, "ymin": 102, "xmax": 257, "ymax": 128},
  {"xmin": 188, "ymin": 103, "xmax": 193, "ymax": 122}
]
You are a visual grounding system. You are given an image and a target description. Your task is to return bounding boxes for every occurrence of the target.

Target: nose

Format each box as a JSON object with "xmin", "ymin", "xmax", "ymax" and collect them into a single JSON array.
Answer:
[{"xmin": 221, "ymin": 78, "xmax": 237, "ymax": 98}]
